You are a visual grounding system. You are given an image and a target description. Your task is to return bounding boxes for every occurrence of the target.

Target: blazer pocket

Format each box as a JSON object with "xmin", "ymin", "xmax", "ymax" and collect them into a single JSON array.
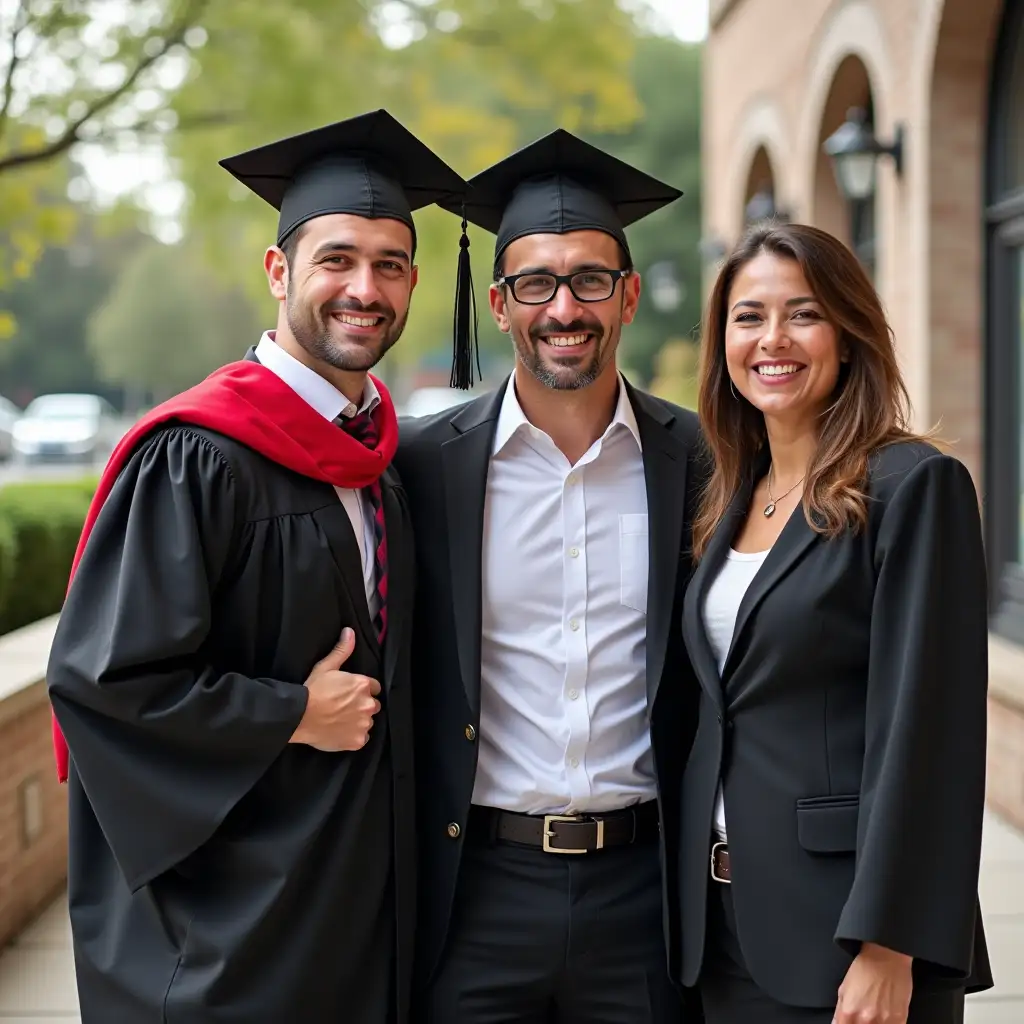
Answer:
[
  {"xmin": 618, "ymin": 513, "xmax": 649, "ymax": 614},
  {"xmin": 796, "ymin": 794, "xmax": 860, "ymax": 854}
]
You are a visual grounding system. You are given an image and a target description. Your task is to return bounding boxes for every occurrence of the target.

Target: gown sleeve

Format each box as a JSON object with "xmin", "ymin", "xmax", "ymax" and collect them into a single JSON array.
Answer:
[
  {"xmin": 833, "ymin": 452, "xmax": 988, "ymax": 979},
  {"xmin": 47, "ymin": 427, "xmax": 309, "ymax": 892}
]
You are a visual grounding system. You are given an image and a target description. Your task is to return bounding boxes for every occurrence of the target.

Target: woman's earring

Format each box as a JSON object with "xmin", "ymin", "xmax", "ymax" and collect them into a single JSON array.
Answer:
[{"xmin": 729, "ymin": 379, "xmax": 739, "ymax": 401}]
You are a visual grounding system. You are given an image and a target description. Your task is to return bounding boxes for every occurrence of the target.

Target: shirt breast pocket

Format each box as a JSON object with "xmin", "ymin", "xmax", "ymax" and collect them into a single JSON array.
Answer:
[{"xmin": 619, "ymin": 513, "xmax": 649, "ymax": 614}]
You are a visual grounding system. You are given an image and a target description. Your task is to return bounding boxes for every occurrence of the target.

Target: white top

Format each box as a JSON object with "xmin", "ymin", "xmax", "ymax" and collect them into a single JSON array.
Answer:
[
  {"xmin": 254, "ymin": 332, "xmax": 381, "ymax": 617},
  {"xmin": 472, "ymin": 374, "xmax": 656, "ymax": 815},
  {"xmin": 701, "ymin": 547, "xmax": 770, "ymax": 839}
]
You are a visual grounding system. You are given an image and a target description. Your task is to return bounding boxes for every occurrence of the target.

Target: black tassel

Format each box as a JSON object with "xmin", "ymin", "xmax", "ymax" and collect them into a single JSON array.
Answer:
[{"xmin": 450, "ymin": 207, "xmax": 481, "ymax": 390}]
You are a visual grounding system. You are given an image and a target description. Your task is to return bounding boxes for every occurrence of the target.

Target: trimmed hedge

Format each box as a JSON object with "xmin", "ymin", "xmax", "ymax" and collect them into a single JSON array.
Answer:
[{"xmin": 0, "ymin": 477, "xmax": 98, "ymax": 635}]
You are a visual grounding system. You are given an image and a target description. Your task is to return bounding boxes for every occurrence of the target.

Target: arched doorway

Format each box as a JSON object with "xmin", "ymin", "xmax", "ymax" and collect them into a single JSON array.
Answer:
[
  {"xmin": 742, "ymin": 146, "xmax": 782, "ymax": 226},
  {"xmin": 813, "ymin": 55, "xmax": 876, "ymax": 276},
  {"xmin": 986, "ymin": 0, "xmax": 1024, "ymax": 641}
]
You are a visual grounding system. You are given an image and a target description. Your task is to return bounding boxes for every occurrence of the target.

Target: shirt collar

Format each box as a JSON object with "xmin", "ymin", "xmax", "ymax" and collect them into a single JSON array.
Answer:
[
  {"xmin": 255, "ymin": 331, "xmax": 380, "ymax": 422},
  {"xmin": 491, "ymin": 371, "xmax": 642, "ymax": 456}
]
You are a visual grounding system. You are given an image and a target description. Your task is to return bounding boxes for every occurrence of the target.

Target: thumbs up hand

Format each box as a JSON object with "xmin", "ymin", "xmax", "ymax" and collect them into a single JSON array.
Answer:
[{"xmin": 289, "ymin": 627, "xmax": 382, "ymax": 751}]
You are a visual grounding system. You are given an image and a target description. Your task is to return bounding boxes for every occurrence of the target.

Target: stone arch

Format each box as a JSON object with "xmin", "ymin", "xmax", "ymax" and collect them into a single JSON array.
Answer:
[
  {"xmin": 795, "ymin": 0, "xmax": 894, "ymax": 221},
  {"xmin": 721, "ymin": 96, "xmax": 790, "ymax": 241},
  {"xmin": 742, "ymin": 145, "xmax": 779, "ymax": 224},
  {"xmin": 810, "ymin": 54, "xmax": 875, "ymax": 248}
]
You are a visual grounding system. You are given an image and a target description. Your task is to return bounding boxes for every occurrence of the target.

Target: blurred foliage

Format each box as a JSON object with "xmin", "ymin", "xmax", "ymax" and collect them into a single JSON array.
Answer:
[
  {"xmin": 648, "ymin": 337, "xmax": 699, "ymax": 410},
  {"xmin": 0, "ymin": 126, "xmax": 77, "ymax": 295},
  {"xmin": 0, "ymin": 0, "xmax": 213, "ymax": 284},
  {"xmin": 0, "ymin": 218, "xmax": 147, "ymax": 405},
  {"xmin": 168, "ymin": 0, "xmax": 645, "ymax": 371},
  {"xmin": 87, "ymin": 237, "xmax": 262, "ymax": 401},
  {"xmin": 590, "ymin": 36, "xmax": 703, "ymax": 383},
  {"xmin": 0, "ymin": 0, "xmax": 704, "ymax": 401},
  {"xmin": 0, "ymin": 476, "xmax": 97, "ymax": 634}
]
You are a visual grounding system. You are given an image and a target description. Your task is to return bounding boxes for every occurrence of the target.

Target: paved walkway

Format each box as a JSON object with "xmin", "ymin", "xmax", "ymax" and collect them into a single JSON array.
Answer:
[{"xmin": 0, "ymin": 811, "xmax": 1022, "ymax": 1021}]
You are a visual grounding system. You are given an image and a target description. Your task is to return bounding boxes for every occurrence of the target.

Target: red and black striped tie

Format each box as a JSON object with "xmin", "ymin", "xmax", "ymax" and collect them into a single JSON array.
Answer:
[{"xmin": 338, "ymin": 411, "xmax": 388, "ymax": 644}]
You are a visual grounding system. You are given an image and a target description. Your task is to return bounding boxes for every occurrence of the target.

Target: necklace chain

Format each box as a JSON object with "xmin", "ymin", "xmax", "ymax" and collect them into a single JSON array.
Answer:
[{"xmin": 763, "ymin": 465, "xmax": 804, "ymax": 518}]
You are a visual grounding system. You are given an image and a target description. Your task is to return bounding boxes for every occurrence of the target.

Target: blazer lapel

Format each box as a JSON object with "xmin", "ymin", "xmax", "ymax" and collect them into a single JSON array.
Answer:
[
  {"xmin": 441, "ymin": 387, "xmax": 505, "ymax": 719},
  {"xmin": 682, "ymin": 448, "xmax": 820, "ymax": 695},
  {"xmin": 682, "ymin": 494, "xmax": 744, "ymax": 714},
  {"xmin": 629, "ymin": 387, "xmax": 691, "ymax": 709},
  {"xmin": 722, "ymin": 502, "xmax": 818, "ymax": 681}
]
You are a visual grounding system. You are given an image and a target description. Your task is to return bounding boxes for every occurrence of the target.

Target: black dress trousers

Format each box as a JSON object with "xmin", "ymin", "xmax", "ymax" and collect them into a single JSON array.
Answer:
[{"xmin": 423, "ymin": 830, "xmax": 686, "ymax": 1024}]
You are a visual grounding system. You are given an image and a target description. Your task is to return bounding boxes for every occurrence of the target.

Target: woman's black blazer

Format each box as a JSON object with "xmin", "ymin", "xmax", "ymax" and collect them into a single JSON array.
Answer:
[{"xmin": 677, "ymin": 439, "xmax": 994, "ymax": 1007}]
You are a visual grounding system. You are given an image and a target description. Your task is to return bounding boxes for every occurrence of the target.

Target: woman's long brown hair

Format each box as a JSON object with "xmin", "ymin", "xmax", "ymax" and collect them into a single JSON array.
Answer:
[{"xmin": 692, "ymin": 223, "xmax": 928, "ymax": 560}]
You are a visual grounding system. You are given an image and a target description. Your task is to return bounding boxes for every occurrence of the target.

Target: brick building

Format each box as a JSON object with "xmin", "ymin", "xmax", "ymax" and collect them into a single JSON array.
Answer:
[{"xmin": 703, "ymin": 0, "xmax": 1024, "ymax": 827}]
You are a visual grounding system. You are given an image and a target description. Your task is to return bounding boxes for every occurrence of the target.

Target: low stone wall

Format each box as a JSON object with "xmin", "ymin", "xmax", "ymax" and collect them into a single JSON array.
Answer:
[{"xmin": 0, "ymin": 615, "xmax": 66, "ymax": 950}]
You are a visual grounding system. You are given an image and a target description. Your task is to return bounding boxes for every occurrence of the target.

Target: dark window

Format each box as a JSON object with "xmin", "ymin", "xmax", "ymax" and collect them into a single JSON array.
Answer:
[{"xmin": 986, "ymin": 0, "xmax": 1024, "ymax": 643}]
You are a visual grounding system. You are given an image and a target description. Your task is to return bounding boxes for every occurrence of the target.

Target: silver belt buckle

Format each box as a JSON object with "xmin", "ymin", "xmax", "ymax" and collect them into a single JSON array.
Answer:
[
  {"xmin": 542, "ymin": 814, "xmax": 603, "ymax": 854},
  {"xmin": 710, "ymin": 840, "xmax": 731, "ymax": 883}
]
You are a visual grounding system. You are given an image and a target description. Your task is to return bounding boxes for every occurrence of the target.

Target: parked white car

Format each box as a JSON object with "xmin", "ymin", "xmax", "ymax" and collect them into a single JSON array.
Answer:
[
  {"xmin": 0, "ymin": 396, "xmax": 20, "ymax": 461},
  {"xmin": 12, "ymin": 393, "xmax": 121, "ymax": 463}
]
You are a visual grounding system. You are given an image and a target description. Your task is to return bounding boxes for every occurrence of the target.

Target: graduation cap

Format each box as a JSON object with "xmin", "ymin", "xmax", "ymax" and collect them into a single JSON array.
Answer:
[
  {"xmin": 439, "ymin": 129, "xmax": 683, "ymax": 386},
  {"xmin": 220, "ymin": 110, "xmax": 481, "ymax": 388},
  {"xmin": 219, "ymin": 108, "xmax": 469, "ymax": 247}
]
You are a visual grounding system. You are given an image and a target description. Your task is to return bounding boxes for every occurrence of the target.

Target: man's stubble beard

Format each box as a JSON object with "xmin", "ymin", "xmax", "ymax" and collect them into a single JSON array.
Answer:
[
  {"xmin": 513, "ymin": 319, "xmax": 621, "ymax": 392},
  {"xmin": 285, "ymin": 288, "xmax": 409, "ymax": 372}
]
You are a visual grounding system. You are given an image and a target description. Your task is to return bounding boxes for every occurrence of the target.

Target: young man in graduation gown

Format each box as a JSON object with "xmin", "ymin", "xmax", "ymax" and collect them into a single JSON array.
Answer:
[
  {"xmin": 45, "ymin": 110, "xmax": 467, "ymax": 1024},
  {"xmin": 394, "ymin": 131, "xmax": 706, "ymax": 1023}
]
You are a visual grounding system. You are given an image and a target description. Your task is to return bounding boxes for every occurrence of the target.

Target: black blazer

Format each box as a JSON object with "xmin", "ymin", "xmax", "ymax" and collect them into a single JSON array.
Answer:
[
  {"xmin": 677, "ymin": 439, "xmax": 994, "ymax": 1007},
  {"xmin": 394, "ymin": 377, "xmax": 704, "ymax": 991}
]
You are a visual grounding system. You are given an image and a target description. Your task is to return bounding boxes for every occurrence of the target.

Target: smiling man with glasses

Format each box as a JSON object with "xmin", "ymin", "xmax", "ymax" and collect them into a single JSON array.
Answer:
[{"xmin": 394, "ymin": 130, "xmax": 706, "ymax": 1023}]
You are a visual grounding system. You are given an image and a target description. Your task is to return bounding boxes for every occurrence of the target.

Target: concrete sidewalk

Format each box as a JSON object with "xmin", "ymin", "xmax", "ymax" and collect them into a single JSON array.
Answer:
[{"xmin": 1, "ymin": 811, "xmax": 1022, "ymax": 1022}]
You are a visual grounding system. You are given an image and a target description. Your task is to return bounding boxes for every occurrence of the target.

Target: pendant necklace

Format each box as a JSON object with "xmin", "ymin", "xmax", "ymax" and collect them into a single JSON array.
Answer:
[{"xmin": 763, "ymin": 465, "xmax": 805, "ymax": 518}]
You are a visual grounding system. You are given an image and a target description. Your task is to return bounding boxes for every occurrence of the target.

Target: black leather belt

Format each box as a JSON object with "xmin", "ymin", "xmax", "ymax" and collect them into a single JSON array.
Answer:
[
  {"xmin": 468, "ymin": 801, "xmax": 659, "ymax": 854},
  {"xmin": 710, "ymin": 839, "xmax": 731, "ymax": 883}
]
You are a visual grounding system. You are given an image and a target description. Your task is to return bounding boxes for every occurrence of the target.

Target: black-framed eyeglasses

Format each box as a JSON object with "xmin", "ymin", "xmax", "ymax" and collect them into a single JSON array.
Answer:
[{"xmin": 497, "ymin": 268, "xmax": 631, "ymax": 305}]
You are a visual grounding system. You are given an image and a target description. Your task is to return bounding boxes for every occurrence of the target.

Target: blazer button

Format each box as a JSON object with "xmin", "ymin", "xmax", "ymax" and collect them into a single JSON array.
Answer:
[
  {"xmin": 447, "ymin": 822, "xmax": 461, "ymax": 839},
  {"xmin": 465, "ymin": 724, "xmax": 477, "ymax": 741}
]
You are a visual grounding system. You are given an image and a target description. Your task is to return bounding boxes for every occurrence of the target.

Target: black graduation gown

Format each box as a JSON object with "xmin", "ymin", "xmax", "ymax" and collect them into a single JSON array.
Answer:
[{"xmin": 46, "ymin": 424, "xmax": 416, "ymax": 1024}]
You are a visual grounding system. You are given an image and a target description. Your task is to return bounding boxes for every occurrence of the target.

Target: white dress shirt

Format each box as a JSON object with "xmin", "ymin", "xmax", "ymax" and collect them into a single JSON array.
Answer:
[
  {"xmin": 472, "ymin": 374, "xmax": 657, "ymax": 816},
  {"xmin": 254, "ymin": 332, "xmax": 380, "ymax": 616},
  {"xmin": 701, "ymin": 547, "xmax": 769, "ymax": 839}
]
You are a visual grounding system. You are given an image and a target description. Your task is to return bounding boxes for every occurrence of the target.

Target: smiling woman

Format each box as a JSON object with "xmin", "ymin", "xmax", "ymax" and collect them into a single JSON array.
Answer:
[
  {"xmin": 677, "ymin": 222, "xmax": 992, "ymax": 1024},
  {"xmin": 694, "ymin": 222, "xmax": 916, "ymax": 556}
]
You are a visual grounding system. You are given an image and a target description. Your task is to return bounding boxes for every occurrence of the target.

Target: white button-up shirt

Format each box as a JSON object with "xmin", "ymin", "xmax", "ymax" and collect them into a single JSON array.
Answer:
[
  {"xmin": 472, "ymin": 374, "xmax": 656, "ymax": 815},
  {"xmin": 254, "ymin": 332, "xmax": 380, "ymax": 616}
]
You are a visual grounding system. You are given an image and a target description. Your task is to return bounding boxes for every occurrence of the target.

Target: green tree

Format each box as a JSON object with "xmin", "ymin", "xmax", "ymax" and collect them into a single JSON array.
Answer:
[
  {"xmin": 589, "ymin": 35, "xmax": 703, "ymax": 384},
  {"xmin": 648, "ymin": 337, "xmax": 699, "ymax": 410},
  {"xmin": 0, "ymin": 218, "xmax": 149, "ymax": 405},
  {"xmin": 169, "ymin": 0, "xmax": 645, "ymax": 373},
  {"xmin": 1, "ymin": 0, "xmax": 650, "ymax": 367},
  {"xmin": 87, "ymin": 238, "xmax": 262, "ymax": 401},
  {"xmin": 0, "ymin": 0, "xmax": 213, "ymax": 285}
]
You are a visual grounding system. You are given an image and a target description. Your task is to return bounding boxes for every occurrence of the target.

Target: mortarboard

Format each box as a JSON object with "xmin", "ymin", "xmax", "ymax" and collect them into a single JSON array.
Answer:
[
  {"xmin": 443, "ymin": 128, "xmax": 683, "ymax": 267},
  {"xmin": 439, "ymin": 129, "xmax": 683, "ymax": 387},
  {"xmin": 218, "ymin": 108, "xmax": 468, "ymax": 248},
  {"xmin": 220, "ymin": 110, "xmax": 482, "ymax": 389}
]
